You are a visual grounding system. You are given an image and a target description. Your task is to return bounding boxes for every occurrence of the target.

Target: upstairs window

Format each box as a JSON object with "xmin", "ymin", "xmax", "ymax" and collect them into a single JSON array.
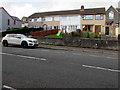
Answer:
[
  {"xmin": 14, "ymin": 20, "xmax": 16, "ymax": 25},
  {"xmin": 45, "ymin": 17, "xmax": 52, "ymax": 21},
  {"xmin": 37, "ymin": 17, "xmax": 42, "ymax": 22},
  {"xmin": 109, "ymin": 11, "xmax": 114, "ymax": 19},
  {"xmin": 54, "ymin": 16, "xmax": 60, "ymax": 21},
  {"xmin": 83, "ymin": 15, "xmax": 93, "ymax": 20},
  {"xmin": 60, "ymin": 16, "xmax": 68, "ymax": 21},
  {"xmin": 31, "ymin": 19, "xmax": 34, "ymax": 22},
  {"xmin": 95, "ymin": 15, "xmax": 104, "ymax": 20}
]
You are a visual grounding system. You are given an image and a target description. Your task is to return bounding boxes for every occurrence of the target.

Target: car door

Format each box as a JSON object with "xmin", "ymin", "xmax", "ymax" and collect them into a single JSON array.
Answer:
[
  {"xmin": 6, "ymin": 34, "xmax": 15, "ymax": 44},
  {"xmin": 13, "ymin": 35, "xmax": 22, "ymax": 45}
]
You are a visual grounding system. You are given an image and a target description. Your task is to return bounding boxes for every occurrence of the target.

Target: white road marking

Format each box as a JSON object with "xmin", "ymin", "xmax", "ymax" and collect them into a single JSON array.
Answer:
[
  {"xmin": 106, "ymin": 57, "xmax": 117, "ymax": 60},
  {"xmin": 89, "ymin": 55, "xmax": 101, "ymax": 57},
  {"xmin": 0, "ymin": 52, "xmax": 47, "ymax": 61},
  {"xmin": 3, "ymin": 85, "xmax": 16, "ymax": 90},
  {"xmin": 73, "ymin": 52, "xmax": 117, "ymax": 60},
  {"xmin": 82, "ymin": 65, "xmax": 120, "ymax": 73},
  {"xmin": 40, "ymin": 58, "xmax": 47, "ymax": 61}
]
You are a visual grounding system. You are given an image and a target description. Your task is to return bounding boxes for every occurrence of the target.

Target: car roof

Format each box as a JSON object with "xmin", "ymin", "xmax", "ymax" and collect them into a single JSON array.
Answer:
[{"xmin": 6, "ymin": 34, "xmax": 24, "ymax": 36}]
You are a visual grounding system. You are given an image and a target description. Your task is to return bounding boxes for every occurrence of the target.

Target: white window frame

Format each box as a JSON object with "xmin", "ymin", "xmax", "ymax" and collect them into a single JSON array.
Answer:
[{"xmin": 45, "ymin": 16, "xmax": 52, "ymax": 21}]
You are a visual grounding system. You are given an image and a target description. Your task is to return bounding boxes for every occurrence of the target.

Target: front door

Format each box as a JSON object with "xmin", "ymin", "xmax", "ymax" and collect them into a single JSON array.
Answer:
[
  {"xmin": 95, "ymin": 25, "xmax": 101, "ymax": 34},
  {"xmin": 105, "ymin": 27, "xmax": 109, "ymax": 35}
]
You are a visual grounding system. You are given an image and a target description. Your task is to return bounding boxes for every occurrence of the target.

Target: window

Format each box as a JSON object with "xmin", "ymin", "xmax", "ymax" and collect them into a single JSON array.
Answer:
[
  {"xmin": 54, "ymin": 16, "xmax": 60, "ymax": 21},
  {"xmin": 8, "ymin": 19, "xmax": 10, "ymax": 25},
  {"xmin": 68, "ymin": 25, "xmax": 77, "ymax": 31},
  {"xmin": 95, "ymin": 15, "xmax": 104, "ymax": 20},
  {"xmin": 47, "ymin": 25, "xmax": 52, "ymax": 30},
  {"xmin": 45, "ymin": 17, "xmax": 52, "ymax": 21},
  {"xmin": 7, "ymin": 34, "xmax": 15, "ymax": 37},
  {"xmin": 31, "ymin": 19, "xmax": 34, "ymax": 22},
  {"xmin": 83, "ymin": 15, "xmax": 93, "ymax": 20},
  {"xmin": 109, "ymin": 11, "xmax": 114, "ymax": 19},
  {"xmin": 14, "ymin": 20, "xmax": 16, "ymax": 25},
  {"xmin": 37, "ymin": 17, "xmax": 42, "ymax": 22},
  {"xmin": 60, "ymin": 16, "xmax": 68, "ymax": 21},
  {"xmin": 54, "ymin": 26, "xmax": 59, "ymax": 29},
  {"xmin": 83, "ymin": 25, "xmax": 93, "ymax": 31}
]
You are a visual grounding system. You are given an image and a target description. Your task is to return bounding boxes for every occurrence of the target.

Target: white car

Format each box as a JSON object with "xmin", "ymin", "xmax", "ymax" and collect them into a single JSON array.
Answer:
[{"xmin": 2, "ymin": 34, "xmax": 38, "ymax": 48}]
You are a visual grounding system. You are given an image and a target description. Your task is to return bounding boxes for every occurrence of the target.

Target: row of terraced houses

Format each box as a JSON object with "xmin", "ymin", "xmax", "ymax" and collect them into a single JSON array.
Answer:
[
  {"xmin": 0, "ymin": 5, "xmax": 120, "ymax": 37},
  {"xmin": 22, "ymin": 6, "xmax": 120, "ymax": 37}
]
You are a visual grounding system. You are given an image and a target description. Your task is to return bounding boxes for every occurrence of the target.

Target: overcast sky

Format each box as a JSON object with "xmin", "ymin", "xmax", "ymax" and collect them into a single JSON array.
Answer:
[{"xmin": 0, "ymin": 0, "xmax": 119, "ymax": 19}]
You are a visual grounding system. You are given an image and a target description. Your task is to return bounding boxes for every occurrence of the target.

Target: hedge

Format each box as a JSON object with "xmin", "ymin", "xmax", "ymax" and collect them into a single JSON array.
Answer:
[{"xmin": 1, "ymin": 27, "xmax": 43, "ymax": 37}]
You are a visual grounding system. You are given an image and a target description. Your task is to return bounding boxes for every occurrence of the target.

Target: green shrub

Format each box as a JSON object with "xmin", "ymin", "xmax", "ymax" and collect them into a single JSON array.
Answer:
[
  {"xmin": 1, "ymin": 27, "xmax": 43, "ymax": 37},
  {"xmin": 85, "ymin": 31, "xmax": 90, "ymax": 38},
  {"xmin": 93, "ymin": 34, "xmax": 98, "ymax": 38},
  {"xmin": 71, "ymin": 31, "xmax": 80, "ymax": 37}
]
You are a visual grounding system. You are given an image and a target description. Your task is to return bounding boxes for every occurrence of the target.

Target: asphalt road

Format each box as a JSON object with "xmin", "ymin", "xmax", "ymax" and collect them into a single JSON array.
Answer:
[{"xmin": 1, "ymin": 46, "xmax": 119, "ymax": 89}]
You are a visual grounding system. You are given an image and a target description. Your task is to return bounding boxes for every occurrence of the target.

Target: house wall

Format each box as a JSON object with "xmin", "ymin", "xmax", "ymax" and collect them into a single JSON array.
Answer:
[
  {"xmin": 2, "ymin": 9, "xmax": 14, "ymax": 30},
  {"xmin": 60, "ymin": 15, "xmax": 81, "ymax": 33},
  {"xmin": 106, "ymin": 6, "xmax": 120, "ymax": 36},
  {"xmin": 81, "ymin": 15, "xmax": 106, "ymax": 34},
  {"xmin": 28, "ymin": 17, "xmax": 60, "ymax": 29},
  {"xmin": 28, "ymin": 19, "xmax": 43, "ymax": 28},
  {"xmin": 0, "ymin": 8, "xmax": 22, "ymax": 31},
  {"xmin": 106, "ymin": 7, "xmax": 119, "ymax": 23},
  {"xmin": 115, "ymin": 27, "xmax": 120, "ymax": 36},
  {"xmin": 43, "ymin": 16, "xmax": 60, "ymax": 29},
  {"xmin": 43, "ymin": 21, "xmax": 60, "ymax": 29},
  {"xmin": 13, "ymin": 20, "xmax": 22, "ymax": 29}
]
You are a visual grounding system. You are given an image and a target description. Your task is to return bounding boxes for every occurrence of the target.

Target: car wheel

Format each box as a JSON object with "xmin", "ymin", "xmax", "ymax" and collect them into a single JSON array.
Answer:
[
  {"xmin": 2, "ymin": 40, "xmax": 8, "ymax": 47},
  {"xmin": 21, "ymin": 41, "xmax": 28, "ymax": 48}
]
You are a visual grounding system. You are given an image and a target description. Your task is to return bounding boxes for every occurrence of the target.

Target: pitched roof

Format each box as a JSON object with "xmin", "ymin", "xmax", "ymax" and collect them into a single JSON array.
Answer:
[
  {"xmin": 11, "ymin": 16, "xmax": 21, "ymax": 21},
  {"xmin": 116, "ymin": 8, "xmax": 120, "ymax": 14},
  {"xmin": 0, "ymin": 7, "xmax": 21, "ymax": 21},
  {"xmin": 28, "ymin": 7, "xmax": 106, "ymax": 18}
]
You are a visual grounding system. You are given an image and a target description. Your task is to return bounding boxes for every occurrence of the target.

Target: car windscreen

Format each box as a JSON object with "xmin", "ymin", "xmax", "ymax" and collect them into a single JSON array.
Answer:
[{"xmin": 19, "ymin": 35, "xmax": 27, "ymax": 38}]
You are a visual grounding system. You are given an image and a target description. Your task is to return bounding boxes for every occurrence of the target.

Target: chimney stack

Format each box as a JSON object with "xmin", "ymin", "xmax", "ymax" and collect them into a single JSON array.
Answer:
[{"xmin": 81, "ymin": 5, "xmax": 84, "ymax": 10}]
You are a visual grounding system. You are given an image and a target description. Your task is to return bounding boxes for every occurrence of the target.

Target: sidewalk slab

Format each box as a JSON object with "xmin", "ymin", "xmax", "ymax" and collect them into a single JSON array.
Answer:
[{"xmin": 38, "ymin": 44, "xmax": 118, "ymax": 55}]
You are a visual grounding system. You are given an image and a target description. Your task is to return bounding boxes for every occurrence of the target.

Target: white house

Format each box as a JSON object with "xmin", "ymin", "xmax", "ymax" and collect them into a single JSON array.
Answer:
[
  {"xmin": 60, "ymin": 15, "xmax": 81, "ymax": 33},
  {"xmin": 0, "ymin": 7, "xmax": 22, "ymax": 31}
]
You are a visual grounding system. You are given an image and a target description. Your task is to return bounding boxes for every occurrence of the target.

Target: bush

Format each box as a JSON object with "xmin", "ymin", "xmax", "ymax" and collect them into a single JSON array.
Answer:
[
  {"xmin": 1, "ymin": 27, "xmax": 43, "ymax": 37},
  {"xmin": 85, "ymin": 31, "xmax": 90, "ymax": 38},
  {"xmin": 71, "ymin": 31, "xmax": 80, "ymax": 37}
]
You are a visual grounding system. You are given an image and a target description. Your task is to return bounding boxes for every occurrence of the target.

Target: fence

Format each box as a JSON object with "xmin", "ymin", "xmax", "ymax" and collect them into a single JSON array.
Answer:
[{"xmin": 31, "ymin": 29, "xmax": 58, "ymax": 36}]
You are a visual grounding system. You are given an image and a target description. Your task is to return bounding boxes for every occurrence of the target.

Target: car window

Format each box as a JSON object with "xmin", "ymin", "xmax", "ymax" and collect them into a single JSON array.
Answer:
[
  {"xmin": 7, "ymin": 34, "xmax": 15, "ymax": 37},
  {"xmin": 19, "ymin": 35, "xmax": 27, "ymax": 38}
]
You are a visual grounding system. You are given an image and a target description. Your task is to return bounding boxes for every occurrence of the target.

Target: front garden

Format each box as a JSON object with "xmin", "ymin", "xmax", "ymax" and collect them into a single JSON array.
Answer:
[{"xmin": 0, "ymin": 28, "xmax": 117, "ymax": 40}]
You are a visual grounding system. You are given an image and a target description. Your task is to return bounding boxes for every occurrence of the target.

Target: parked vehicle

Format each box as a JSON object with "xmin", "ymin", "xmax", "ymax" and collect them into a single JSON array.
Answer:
[{"xmin": 1, "ymin": 34, "xmax": 38, "ymax": 48}]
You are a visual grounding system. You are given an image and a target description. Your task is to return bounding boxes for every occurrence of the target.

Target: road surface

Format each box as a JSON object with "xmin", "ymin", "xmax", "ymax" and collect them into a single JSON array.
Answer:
[{"xmin": 1, "ymin": 46, "xmax": 119, "ymax": 88}]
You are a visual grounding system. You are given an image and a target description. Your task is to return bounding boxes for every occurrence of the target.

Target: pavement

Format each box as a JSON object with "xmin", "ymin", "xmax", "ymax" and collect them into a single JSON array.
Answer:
[{"xmin": 38, "ymin": 44, "xmax": 118, "ymax": 55}]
